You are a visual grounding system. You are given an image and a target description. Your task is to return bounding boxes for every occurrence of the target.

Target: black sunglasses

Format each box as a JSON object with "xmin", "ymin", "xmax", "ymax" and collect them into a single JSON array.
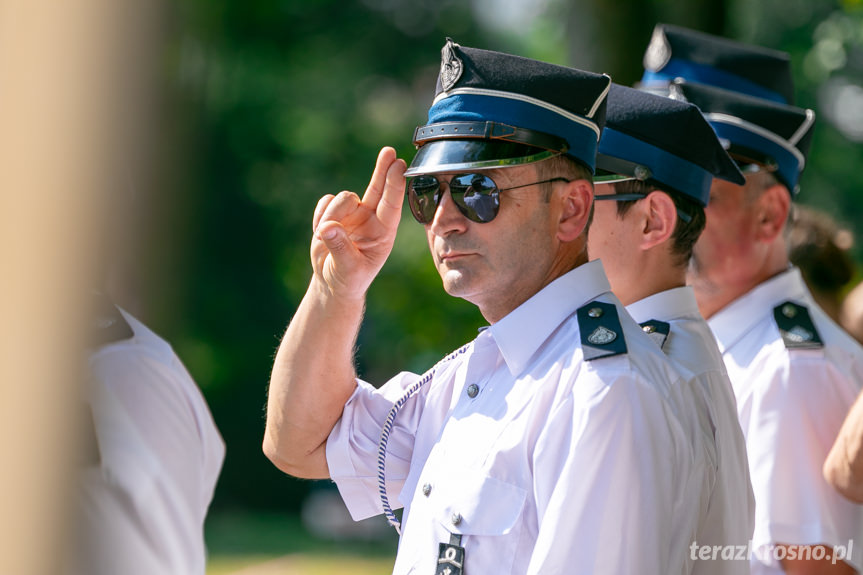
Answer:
[{"xmin": 406, "ymin": 173, "xmax": 571, "ymax": 224}]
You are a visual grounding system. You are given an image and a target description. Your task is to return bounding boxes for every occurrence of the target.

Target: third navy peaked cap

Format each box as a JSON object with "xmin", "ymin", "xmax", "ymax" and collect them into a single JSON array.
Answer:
[
  {"xmin": 597, "ymin": 84, "xmax": 743, "ymax": 206},
  {"xmin": 670, "ymin": 80, "xmax": 816, "ymax": 196},
  {"xmin": 405, "ymin": 38, "xmax": 611, "ymax": 176},
  {"xmin": 640, "ymin": 23, "xmax": 795, "ymax": 105}
]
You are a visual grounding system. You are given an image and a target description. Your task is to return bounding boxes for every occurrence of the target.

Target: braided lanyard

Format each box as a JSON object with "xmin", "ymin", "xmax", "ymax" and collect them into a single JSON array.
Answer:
[{"xmin": 377, "ymin": 344, "xmax": 470, "ymax": 534}]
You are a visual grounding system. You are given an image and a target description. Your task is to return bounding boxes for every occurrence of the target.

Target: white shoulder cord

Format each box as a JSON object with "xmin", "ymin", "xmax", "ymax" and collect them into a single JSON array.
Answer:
[{"xmin": 376, "ymin": 344, "xmax": 470, "ymax": 534}]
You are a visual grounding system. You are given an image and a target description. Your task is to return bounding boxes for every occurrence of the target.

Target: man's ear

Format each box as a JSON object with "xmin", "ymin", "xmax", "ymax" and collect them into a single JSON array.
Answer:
[
  {"xmin": 755, "ymin": 182, "xmax": 791, "ymax": 243},
  {"xmin": 557, "ymin": 179, "xmax": 593, "ymax": 242},
  {"xmin": 639, "ymin": 190, "xmax": 676, "ymax": 250}
]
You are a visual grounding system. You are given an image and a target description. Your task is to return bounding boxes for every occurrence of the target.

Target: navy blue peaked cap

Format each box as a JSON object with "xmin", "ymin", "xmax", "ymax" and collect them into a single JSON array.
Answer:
[
  {"xmin": 640, "ymin": 24, "xmax": 794, "ymax": 105},
  {"xmin": 670, "ymin": 80, "xmax": 815, "ymax": 195},
  {"xmin": 597, "ymin": 84, "xmax": 744, "ymax": 206},
  {"xmin": 405, "ymin": 38, "xmax": 611, "ymax": 176}
]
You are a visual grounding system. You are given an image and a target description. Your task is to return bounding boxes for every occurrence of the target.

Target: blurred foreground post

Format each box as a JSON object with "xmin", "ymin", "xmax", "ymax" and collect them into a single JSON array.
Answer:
[{"xmin": 0, "ymin": 1, "xmax": 157, "ymax": 573}]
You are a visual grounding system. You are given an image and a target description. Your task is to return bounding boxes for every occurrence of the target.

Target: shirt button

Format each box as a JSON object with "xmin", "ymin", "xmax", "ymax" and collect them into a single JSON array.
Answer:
[
  {"xmin": 451, "ymin": 513, "xmax": 462, "ymax": 526},
  {"xmin": 422, "ymin": 483, "xmax": 432, "ymax": 496},
  {"xmin": 467, "ymin": 384, "xmax": 479, "ymax": 398}
]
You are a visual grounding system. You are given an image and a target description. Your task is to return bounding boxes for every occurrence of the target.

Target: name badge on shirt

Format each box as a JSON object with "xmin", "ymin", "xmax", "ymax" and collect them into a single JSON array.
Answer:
[{"xmin": 436, "ymin": 533, "xmax": 465, "ymax": 575}]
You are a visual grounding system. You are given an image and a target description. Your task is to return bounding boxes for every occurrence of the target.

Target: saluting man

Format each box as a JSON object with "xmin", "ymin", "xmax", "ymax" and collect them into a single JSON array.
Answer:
[
  {"xmin": 587, "ymin": 82, "xmax": 755, "ymax": 574},
  {"xmin": 641, "ymin": 24, "xmax": 863, "ymax": 575},
  {"xmin": 264, "ymin": 38, "xmax": 697, "ymax": 574}
]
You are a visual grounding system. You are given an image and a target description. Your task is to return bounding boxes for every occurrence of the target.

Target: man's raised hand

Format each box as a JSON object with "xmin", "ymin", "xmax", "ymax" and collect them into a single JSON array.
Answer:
[{"xmin": 311, "ymin": 147, "xmax": 406, "ymax": 300}]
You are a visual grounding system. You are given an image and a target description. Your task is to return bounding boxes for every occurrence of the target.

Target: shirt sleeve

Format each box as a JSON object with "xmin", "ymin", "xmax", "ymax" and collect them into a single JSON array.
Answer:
[
  {"xmin": 86, "ymin": 340, "xmax": 224, "ymax": 575},
  {"xmin": 526, "ymin": 368, "xmax": 693, "ymax": 575},
  {"xmin": 90, "ymin": 344, "xmax": 224, "ymax": 521},
  {"xmin": 745, "ymin": 348, "xmax": 863, "ymax": 570},
  {"xmin": 326, "ymin": 370, "xmax": 424, "ymax": 521}
]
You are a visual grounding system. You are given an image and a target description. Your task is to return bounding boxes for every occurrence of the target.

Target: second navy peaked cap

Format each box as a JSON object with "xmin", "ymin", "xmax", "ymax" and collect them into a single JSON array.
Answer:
[
  {"xmin": 670, "ymin": 80, "xmax": 816, "ymax": 195},
  {"xmin": 405, "ymin": 38, "xmax": 611, "ymax": 176},
  {"xmin": 640, "ymin": 24, "xmax": 795, "ymax": 105},
  {"xmin": 597, "ymin": 84, "xmax": 744, "ymax": 206}
]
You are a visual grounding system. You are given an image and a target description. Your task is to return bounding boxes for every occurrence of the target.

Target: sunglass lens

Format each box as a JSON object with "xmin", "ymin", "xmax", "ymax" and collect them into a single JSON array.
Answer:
[
  {"xmin": 407, "ymin": 175, "xmax": 441, "ymax": 224},
  {"xmin": 450, "ymin": 174, "xmax": 499, "ymax": 223}
]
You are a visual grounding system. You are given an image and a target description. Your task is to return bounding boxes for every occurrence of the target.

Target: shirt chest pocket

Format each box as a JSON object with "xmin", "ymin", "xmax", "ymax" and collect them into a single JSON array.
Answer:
[{"xmin": 429, "ymin": 470, "xmax": 528, "ymax": 573}]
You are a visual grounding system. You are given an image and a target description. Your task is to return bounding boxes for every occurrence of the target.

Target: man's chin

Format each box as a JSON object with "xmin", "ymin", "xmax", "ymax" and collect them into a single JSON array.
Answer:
[
  {"xmin": 687, "ymin": 261, "xmax": 721, "ymax": 297},
  {"xmin": 439, "ymin": 269, "xmax": 475, "ymax": 299}
]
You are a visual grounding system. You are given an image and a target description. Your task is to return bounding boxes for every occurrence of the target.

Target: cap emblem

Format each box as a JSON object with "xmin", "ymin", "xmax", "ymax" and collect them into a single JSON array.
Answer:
[
  {"xmin": 440, "ymin": 38, "xmax": 463, "ymax": 92},
  {"xmin": 643, "ymin": 27, "xmax": 672, "ymax": 72}
]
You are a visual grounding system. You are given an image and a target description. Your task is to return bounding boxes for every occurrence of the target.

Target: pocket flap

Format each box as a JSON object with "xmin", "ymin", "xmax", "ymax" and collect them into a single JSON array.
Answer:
[{"xmin": 434, "ymin": 470, "xmax": 527, "ymax": 536}]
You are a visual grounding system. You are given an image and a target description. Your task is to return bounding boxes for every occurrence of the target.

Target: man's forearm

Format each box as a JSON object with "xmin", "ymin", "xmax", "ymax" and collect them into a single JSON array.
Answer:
[
  {"xmin": 263, "ymin": 146, "xmax": 405, "ymax": 478},
  {"xmin": 263, "ymin": 278, "xmax": 366, "ymax": 479},
  {"xmin": 825, "ymin": 390, "xmax": 863, "ymax": 503}
]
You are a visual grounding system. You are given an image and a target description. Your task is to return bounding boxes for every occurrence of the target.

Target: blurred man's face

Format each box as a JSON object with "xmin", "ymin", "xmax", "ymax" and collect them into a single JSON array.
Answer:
[{"xmin": 688, "ymin": 172, "xmax": 765, "ymax": 296}]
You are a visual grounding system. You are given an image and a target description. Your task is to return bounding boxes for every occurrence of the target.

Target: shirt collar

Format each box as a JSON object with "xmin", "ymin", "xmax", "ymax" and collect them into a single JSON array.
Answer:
[
  {"xmin": 489, "ymin": 259, "xmax": 613, "ymax": 376},
  {"xmin": 707, "ymin": 266, "xmax": 809, "ymax": 353},
  {"xmin": 626, "ymin": 286, "xmax": 700, "ymax": 324}
]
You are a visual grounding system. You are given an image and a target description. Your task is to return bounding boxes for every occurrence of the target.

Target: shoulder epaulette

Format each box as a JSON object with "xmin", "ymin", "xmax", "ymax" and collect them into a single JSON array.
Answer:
[
  {"xmin": 772, "ymin": 300, "xmax": 823, "ymax": 349},
  {"xmin": 577, "ymin": 301, "xmax": 628, "ymax": 361},
  {"xmin": 639, "ymin": 319, "xmax": 670, "ymax": 351},
  {"xmin": 91, "ymin": 292, "xmax": 134, "ymax": 348}
]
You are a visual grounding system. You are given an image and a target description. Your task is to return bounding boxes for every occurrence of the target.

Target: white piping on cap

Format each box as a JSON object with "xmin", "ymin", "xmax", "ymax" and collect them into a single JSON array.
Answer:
[
  {"xmin": 433, "ymin": 87, "xmax": 602, "ymax": 140},
  {"xmin": 588, "ymin": 75, "xmax": 612, "ymax": 119},
  {"xmin": 705, "ymin": 112, "xmax": 806, "ymax": 170},
  {"xmin": 788, "ymin": 108, "xmax": 815, "ymax": 147}
]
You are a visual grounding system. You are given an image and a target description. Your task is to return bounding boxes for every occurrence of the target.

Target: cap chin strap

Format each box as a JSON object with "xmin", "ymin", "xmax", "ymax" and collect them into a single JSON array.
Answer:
[
  {"xmin": 593, "ymin": 173, "xmax": 636, "ymax": 185},
  {"xmin": 413, "ymin": 120, "xmax": 569, "ymax": 153}
]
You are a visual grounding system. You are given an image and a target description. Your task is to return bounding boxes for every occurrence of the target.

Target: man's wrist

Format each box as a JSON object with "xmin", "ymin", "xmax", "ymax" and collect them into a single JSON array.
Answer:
[{"xmin": 308, "ymin": 275, "xmax": 367, "ymax": 313}]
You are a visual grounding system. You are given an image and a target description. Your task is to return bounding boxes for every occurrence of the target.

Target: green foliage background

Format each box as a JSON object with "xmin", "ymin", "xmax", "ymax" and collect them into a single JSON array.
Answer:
[{"xmin": 125, "ymin": 0, "xmax": 863, "ymax": 518}]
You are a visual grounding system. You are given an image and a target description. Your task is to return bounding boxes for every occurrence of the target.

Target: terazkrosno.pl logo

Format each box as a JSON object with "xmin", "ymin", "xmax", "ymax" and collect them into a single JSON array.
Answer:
[{"xmin": 690, "ymin": 540, "xmax": 855, "ymax": 565}]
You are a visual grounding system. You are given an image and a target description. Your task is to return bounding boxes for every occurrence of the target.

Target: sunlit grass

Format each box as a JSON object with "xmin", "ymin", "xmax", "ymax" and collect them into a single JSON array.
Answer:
[
  {"xmin": 205, "ymin": 510, "xmax": 397, "ymax": 574},
  {"xmin": 208, "ymin": 554, "xmax": 395, "ymax": 575}
]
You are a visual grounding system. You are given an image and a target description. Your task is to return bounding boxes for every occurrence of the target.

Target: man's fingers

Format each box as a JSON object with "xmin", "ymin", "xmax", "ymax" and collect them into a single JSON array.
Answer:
[
  {"xmin": 312, "ymin": 194, "xmax": 335, "ymax": 232},
  {"xmin": 317, "ymin": 190, "xmax": 361, "ymax": 229},
  {"xmin": 361, "ymin": 147, "xmax": 399, "ymax": 211},
  {"xmin": 377, "ymin": 157, "xmax": 406, "ymax": 230},
  {"xmin": 316, "ymin": 221, "xmax": 361, "ymax": 267}
]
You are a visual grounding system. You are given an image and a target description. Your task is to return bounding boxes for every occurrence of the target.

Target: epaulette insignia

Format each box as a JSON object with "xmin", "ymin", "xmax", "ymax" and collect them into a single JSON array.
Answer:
[
  {"xmin": 773, "ymin": 300, "xmax": 823, "ymax": 349},
  {"xmin": 639, "ymin": 319, "xmax": 671, "ymax": 351},
  {"xmin": 91, "ymin": 292, "xmax": 134, "ymax": 347},
  {"xmin": 577, "ymin": 301, "xmax": 628, "ymax": 361}
]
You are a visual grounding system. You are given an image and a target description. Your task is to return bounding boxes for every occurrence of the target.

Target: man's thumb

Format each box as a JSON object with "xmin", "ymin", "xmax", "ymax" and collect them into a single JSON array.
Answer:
[{"xmin": 317, "ymin": 223, "xmax": 352, "ymax": 257}]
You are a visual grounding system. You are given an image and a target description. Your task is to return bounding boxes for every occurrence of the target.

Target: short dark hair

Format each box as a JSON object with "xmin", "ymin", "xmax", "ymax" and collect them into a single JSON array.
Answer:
[
  {"xmin": 535, "ymin": 154, "xmax": 593, "ymax": 192},
  {"xmin": 611, "ymin": 180, "xmax": 706, "ymax": 268}
]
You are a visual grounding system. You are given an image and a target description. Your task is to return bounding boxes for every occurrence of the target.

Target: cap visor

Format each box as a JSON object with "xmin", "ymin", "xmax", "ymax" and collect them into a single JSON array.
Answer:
[{"xmin": 405, "ymin": 139, "xmax": 555, "ymax": 176}]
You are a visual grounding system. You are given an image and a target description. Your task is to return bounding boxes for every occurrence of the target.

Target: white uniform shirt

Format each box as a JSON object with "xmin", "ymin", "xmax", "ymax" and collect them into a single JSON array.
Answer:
[
  {"xmin": 327, "ymin": 260, "xmax": 696, "ymax": 575},
  {"xmin": 74, "ymin": 309, "xmax": 225, "ymax": 575},
  {"xmin": 628, "ymin": 287, "xmax": 755, "ymax": 575},
  {"xmin": 708, "ymin": 267, "xmax": 863, "ymax": 574}
]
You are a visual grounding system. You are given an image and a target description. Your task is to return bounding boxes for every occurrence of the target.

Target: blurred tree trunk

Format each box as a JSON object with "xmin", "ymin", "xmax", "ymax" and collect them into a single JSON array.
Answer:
[{"xmin": 562, "ymin": 0, "xmax": 728, "ymax": 87}]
